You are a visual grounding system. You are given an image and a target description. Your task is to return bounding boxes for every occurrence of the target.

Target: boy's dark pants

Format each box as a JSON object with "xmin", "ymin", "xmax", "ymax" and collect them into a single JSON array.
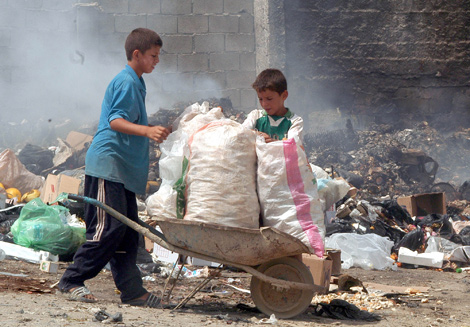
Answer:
[{"xmin": 58, "ymin": 175, "xmax": 147, "ymax": 302}]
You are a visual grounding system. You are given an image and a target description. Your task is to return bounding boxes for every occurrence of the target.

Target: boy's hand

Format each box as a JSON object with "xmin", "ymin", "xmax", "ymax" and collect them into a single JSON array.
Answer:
[
  {"xmin": 258, "ymin": 132, "xmax": 275, "ymax": 143},
  {"xmin": 147, "ymin": 126, "xmax": 171, "ymax": 143}
]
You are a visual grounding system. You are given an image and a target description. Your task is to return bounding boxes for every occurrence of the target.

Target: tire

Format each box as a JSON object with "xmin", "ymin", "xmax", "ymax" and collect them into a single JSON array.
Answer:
[{"xmin": 250, "ymin": 257, "xmax": 314, "ymax": 319}]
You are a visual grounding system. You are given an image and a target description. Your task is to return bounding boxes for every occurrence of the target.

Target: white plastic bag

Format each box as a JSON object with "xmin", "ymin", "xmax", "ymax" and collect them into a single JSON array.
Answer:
[
  {"xmin": 256, "ymin": 136, "xmax": 325, "ymax": 256},
  {"xmin": 325, "ymin": 233, "xmax": 396, "ymax": 270},
  {"xmin": 184, "ymin": 120, "xmax": 259, "ymax": 229},
  {"xmin": 317, "ymin": 178, "xmax": 351, "ymax": 212}
]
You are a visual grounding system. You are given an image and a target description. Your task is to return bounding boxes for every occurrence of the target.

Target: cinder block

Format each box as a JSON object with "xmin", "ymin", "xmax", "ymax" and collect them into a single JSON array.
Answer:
[
  {"xmin": 193, "ymin": 0, "xmax": 223, "ymax": 14},
  {"xmin": 209, "ymin": 15, "xmax": 239, "ymax": 33},
  {"xmin": 177, "ymin": 53, "xmax": 209, "ymax": 72},
  {"xmin": 25, "ymin": 10, "xmax": 59, "ymax": 30},
  {"xmin": 161, "ymin": 0, "xmax": 192, "ymax": 15},
  {"xmin": 0, "ymin": 29, "xmax": 10, "ymax": 47},
  {"xmin": 8, "ymin": 0, "xmax": 42, "ymax": 9},
  {"xmin": 157, "ymin": 54, "xmax": 178, "ymax": 73},
  {"xmin": 221, "ymin": 89, "xmax": 241, "ymax": 108},
  {"xmin": 42, "ymin": 0, "xmax": 75, "ymax": 10},
  {"xmin": 226, "ymin": 71, "xmax": 255, "ymax": 88},
  {"xmin": 130, "ymin": 0, "xmax": 161, "ymax": 14},
  {"xmin": 225, "ymin": 34, "xmax": 255, "ymax": 52},
  {"xmin": 209, "ymin": 53, "xmax": 240, "ymax": 71},
  {"xmin": 158, "ymin": 72, "xmax": 194, "ymax": 93},
  {"xmin": 239, "ymin": 12, "xmax": 254, "ymax": 33},
  {"xmin": 195, "ymin": 34, "xmax": 224, "ymax": 52},
  {"xmin": 147, "ymin": 14, "xmax": 178, "ymax": 34},
  {"xmin": 0, "ymin": 67, "xmax": 11, "ymax": 83},
  {"xmin": 0, "ymin": 9, "xmax": 24, "ymax": 28},
  {"xmin": 240, "ymin": 89, "xmax": 257, "ymax": 108},
  {"xmin": 240, "ymin": 53, "xmax": 255, "ymax": 71},
  {"xmin": 98, "ymin": 33, "xmax": 127, "ymax": 52},
  {"xmin": 115, "ymin": 14, "xmax": 147, "ymax": 33},
  {"xmin": 193, "ymin": 72, "xmax": 226, "ymax": 90},
  {"xmin": 161, "ymin": 35, "xmax": 192, "ymax": 53},
  {"xmin": 99, "ymin": 0, "xmax": 129, "ymax": 14},
  {"xmin": 178, "ymin": 15, "xmax": 208, "ymax": 34},
  {"xmin": 224, "ymin": 0, "xmax": 253, "ymax": 14}
]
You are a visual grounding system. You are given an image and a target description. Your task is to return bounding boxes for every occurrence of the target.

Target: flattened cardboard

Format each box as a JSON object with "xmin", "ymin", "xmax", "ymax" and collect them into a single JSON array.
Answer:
[
  {"xmin": 40, "ymin": 174, "xmax": 81, "ymax": 203},
  {"xmin": 302, "ymin": 254, "xmax": 332, "ymax": 294},
  {"xmin": 65, "ymin": 131, "xmax": 93, "ymax": 152},
  {"xmin": 397, "ymin": 192, "xmax": 446, "ymax": 217}
]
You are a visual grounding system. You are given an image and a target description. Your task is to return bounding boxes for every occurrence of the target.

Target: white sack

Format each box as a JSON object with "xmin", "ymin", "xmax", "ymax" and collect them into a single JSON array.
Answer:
[
  {"xmin": 146, "ymin": 102, "xmax": 224, "ymax": 219},
  {"xmin": 0, "ymin": 149, "xmax": 44, "ymax": 194},
  {"xmin": 184, "ymin": 120, "xmax": 259, "ymax": 229},
  {"xmin": 145, "ymin": 184, "xmax": 178, "ymax": 219},
  {"xmin": 256, "ymin": 137, "xmax": 325, "ymax": 256}
]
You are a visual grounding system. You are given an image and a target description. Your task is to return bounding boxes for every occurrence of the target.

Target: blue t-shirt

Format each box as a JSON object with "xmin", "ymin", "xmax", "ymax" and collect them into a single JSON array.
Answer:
[{"xmin": 85, "ymin": 65, "xmax": 149, "ymax": 194}]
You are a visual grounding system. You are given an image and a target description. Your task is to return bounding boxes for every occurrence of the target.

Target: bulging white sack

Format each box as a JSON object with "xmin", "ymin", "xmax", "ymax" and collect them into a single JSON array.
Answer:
[
  {"xmin": 256, "ymin": 137, "xmax": 325, "ymax": 256},
  {"xmin": 184, "ymin": 120, "xmax": 259, "ymax": 229}
]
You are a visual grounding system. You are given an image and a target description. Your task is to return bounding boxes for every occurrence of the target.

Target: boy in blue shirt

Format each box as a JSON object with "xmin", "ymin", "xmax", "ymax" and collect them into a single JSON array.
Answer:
[
  {"xmin": 242, "ymin": 68, "xmax": 303, "ymax": 143},
  {"xmin": 58, "ymin": 28, "xmax": 170, "ymax": 307}
]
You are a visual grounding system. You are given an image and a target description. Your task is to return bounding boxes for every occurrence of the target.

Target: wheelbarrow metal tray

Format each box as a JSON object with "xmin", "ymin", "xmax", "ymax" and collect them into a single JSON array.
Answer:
[{"xmin": 154, "ymin": 217, "xmax": 311, "ymax": 266}]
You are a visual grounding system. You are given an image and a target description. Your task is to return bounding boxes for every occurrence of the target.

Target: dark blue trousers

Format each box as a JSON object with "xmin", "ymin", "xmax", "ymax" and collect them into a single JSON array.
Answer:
[{"xmin": 58, "ymin": 175, "xmax": 147, "ymax": 302}]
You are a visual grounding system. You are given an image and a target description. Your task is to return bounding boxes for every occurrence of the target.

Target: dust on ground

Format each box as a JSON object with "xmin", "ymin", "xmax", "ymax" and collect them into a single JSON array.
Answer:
[{"xmin": 1, "ymin": 259, "xmax": 470, "ymax": 327}]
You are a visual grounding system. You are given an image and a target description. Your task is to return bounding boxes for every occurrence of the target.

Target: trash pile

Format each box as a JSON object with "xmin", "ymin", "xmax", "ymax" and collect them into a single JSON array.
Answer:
[
  {"xmin": 0, "ymin": 97, "xmax": 469, "ymax": 275},
  {"xmin": 304, "ymin": 120, "xmax": 470, "ymax": 202}
]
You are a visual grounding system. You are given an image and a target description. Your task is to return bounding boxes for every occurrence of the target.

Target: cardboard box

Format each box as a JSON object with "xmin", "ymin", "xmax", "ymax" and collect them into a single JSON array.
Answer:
[
  {"xmin": 153, "ymin": 242, "xmax": 179, "ymax": 263},
  {"xmin": 39, "ymin": 260, "xmax": 59, "ymax": 273},
  {"xmin": 144, "ymin": 237, "xmax": 154, "ymax": 252},
  {"xmin": 40, "ymin": 174, "xmax": 81, "ymax": 203},
  {"xmin": 397, "ymin": 192, "xmax": 446, "ymax": 217},
  {"xmin": 65, "ymin": 131, "xmax": 93, "ymax": 152},
  {"xmin": 325, "ymin": 249, "xmax": 342, "ymax": 276},
  {"xmin": 190, "ymin": 257, "xmax": 220, "ymax": 268},
  {"xmin": 301, "ymin": 254, "xmax": 332, "ymax": 294}
]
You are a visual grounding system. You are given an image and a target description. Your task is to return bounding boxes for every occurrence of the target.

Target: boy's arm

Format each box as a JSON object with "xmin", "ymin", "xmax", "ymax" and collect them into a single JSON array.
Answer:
[
  {"xmin": 110, "ymin": 118, "xmax": 170, "ymax": 143},
  {"xmin": 287, "ymin": 116, "xmax": 304, "ymax": 142}
]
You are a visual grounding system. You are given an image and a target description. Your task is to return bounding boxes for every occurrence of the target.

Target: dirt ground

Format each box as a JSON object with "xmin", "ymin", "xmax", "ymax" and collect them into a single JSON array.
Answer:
[{"xmin": 1, "ymin": 258, "xmax": 470, "ymax": 327}]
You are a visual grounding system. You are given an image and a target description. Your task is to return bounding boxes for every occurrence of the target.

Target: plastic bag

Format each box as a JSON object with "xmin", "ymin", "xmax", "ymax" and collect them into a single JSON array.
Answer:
[
  {"xmin": 325, "ymin": 233, "xmax": 396, "ymax": 270},
  {"xmin": 10, "ymin": 198, "xmax": 85, "ymax": 255},
  {"xmin": 317, "ymin": 178, "xmax": 351, "ymax": 212},
  {"xmin": 256, "ymin": 136, "xmax": 325, "ymax": 255}
]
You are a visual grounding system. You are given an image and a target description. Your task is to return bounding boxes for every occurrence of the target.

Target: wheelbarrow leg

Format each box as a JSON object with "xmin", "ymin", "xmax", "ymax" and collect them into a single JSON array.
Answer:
[
  {"xmin": 174, "ymin": 264, "xmax": 222, "ymax": 310},
  {"xmin": 162, "ymin": 254, "xmax": 186, "ymax": 303}
]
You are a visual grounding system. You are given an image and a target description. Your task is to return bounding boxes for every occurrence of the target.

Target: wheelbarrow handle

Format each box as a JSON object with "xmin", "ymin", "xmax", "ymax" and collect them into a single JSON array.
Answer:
[{"xmin": 67, "ymin": 193, "xmax": 167, "ymax": 242}]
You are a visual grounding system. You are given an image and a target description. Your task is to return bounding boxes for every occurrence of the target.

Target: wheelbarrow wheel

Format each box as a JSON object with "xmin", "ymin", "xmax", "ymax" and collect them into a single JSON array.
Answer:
[{"xmin": 250, "ymin": 257, "xmax": 314, "ymax": 319}]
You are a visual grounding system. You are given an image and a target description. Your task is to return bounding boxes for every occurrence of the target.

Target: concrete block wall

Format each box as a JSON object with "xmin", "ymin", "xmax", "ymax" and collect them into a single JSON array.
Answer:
[
  {"xmin": 0, "ymin": 0, "xmax": 258, "ymax": 128},
  {"xmin": 283, "ymin": 0, "xmax": 470, "ymax": 131}
]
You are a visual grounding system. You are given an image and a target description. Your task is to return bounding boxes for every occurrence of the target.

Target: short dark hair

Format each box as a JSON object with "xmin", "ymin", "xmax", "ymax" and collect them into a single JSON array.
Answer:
[
  {"xmin": 252, "ymin": 68, "xmax": 287, "ymax": 94},
  {"xmin": 125, "ymin": 28, "xmax": 163, "ymax": 61}
]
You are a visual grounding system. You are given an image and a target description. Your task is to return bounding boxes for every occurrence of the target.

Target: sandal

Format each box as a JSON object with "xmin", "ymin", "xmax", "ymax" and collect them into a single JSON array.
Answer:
[
  {"xmin": 123, "ymin": 291, "xmax": 162, "ymax": 308},
  {"xmin": 60, "ymin": 286, "xmax": 97, "ymax": 303}
]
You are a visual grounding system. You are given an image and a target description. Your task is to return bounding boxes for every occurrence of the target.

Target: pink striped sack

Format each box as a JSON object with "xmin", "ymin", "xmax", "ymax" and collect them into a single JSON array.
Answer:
[{"xmin": 256, "ymin": 137, "xmax": 325, "ymax": 256}]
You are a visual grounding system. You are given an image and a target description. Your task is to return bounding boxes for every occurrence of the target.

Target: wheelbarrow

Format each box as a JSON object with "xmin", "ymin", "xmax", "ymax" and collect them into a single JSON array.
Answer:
[{"xmin": 68, "ymin": 194, "xmax": 324, "ymax": 319}]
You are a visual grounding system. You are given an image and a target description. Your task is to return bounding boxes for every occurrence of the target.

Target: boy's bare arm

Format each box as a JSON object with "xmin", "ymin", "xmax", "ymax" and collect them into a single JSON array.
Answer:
[
  {"xmin": 110, "ymin": 118, "xmax": 170, "ymax": 143},
  {"xmin": 258, "ymin": 131, "xmax": 275, "ymax": 143}
]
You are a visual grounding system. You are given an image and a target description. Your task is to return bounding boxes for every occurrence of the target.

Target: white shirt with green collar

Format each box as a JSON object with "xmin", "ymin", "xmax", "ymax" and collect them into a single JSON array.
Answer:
[{"xmin": 242, "ymin": 108, "xmax": 304, "ymax": 141}]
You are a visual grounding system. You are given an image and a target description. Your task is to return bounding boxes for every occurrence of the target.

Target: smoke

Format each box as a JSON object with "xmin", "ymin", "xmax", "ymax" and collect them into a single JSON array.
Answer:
[{"xmin": 0, "ymin": 4, "xmax": 223, "ymax": 149}]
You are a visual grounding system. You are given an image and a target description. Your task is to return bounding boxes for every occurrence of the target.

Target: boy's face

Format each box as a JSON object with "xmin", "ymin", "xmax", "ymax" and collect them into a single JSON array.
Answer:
[
  {"xmin": 131, "ymin": 45, "xmax": 161, "ymax": 77},
  {"xmin": 256, "ymin": 89, "xmax": 288, "ymax": 116}
]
